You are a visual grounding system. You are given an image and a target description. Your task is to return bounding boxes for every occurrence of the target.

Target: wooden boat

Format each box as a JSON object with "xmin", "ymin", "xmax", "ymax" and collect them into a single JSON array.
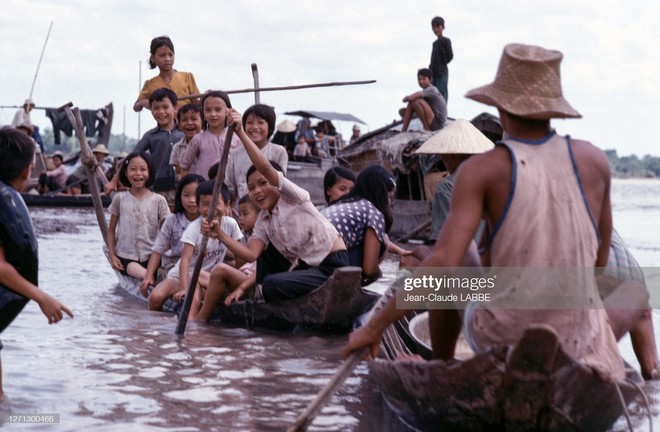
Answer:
[
  {"xmin": 337, "ymin": 113, "xmax": 503, "ymax": 241},
  {"xmin": 370, "ymin": 312, "xmax": 643, "ymax": 432},
  {"xmin": 112, "ymin": 262, "xmax": 378, "ymax": 334},
  {"xmin": 210, "ymin": 266, "xmax": 379, "ymax": 333},
  {"xmin": 286, "ymin": 158, "xmax": 336, "ymax": 206},
  {"xmin": 22, "ymin": 192, "xmax": 112, "ymax": 207}
]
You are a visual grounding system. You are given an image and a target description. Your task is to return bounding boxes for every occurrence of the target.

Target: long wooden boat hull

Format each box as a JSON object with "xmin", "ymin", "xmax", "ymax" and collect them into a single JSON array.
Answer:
[
  {"xmin": 210, "ymin": 266, "xmax": 379, "ymax": 333},
  {"xmin": 22, "ymin": 193, "xmax": 112, "ymax": 208},
  {"xmin": 371, "ymin": 324, "xmax": 640, "ymax": 432}
]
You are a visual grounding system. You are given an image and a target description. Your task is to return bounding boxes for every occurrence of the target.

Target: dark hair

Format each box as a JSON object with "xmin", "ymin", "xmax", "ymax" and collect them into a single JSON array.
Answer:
[
  {"xmin": 238, "ymin": 194, "xmax": 259, "ymax": 211},
  {"xmin": 417, "ymin": 68, "xmax": 433, "ymax": 79},
  {"xmin": 173, "ymin": 173, "xmax": 205, "ymax": 213},
  {"xmin": 242, "ymin": 104, "xmax": 276, "ymax": 139},
  {"xmin": 201, "ymin": 91, "xmax": 232, "ymax": 130},
  {"xmin": 323, "ymin": 166, "xmax": 357, "ymax": 204},
  {"xmin": 52, "ymin": 154, "xmax": 63, "ymax": 162},
  {"xmin": 148, "ymin": 36, "xmax": 175, "ymax": 69},
  {"xmin": 149, "ymin": 87, "xmax": 178, "ymax": 107},
  {"xmin": 245, "ymin": 160, "xmax": 284, "ymax": 182},
  {"xmin": 196, "ymin": 180, "xmax": 231, "ymax": 206},
  {"xmin": 0, "ymin": 127, "xmax": 35, "ymax": 183},
  {"xmin": 431, "ymin": 16, "xmax": 445, "ymax": 28},
  {"xmin": 343, "ymin": 164, "xmax": 396, "ymax": 232},
  {"xmin": 119, "ymin": 151, "xmax": 156, "ymax": 189},
  {"xmin": 177, "ymin": 103, "xmax": 201, "ymax": 122}
]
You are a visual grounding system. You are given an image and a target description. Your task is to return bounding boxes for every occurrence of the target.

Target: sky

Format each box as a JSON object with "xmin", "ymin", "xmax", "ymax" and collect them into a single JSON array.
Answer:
[{"xmin": 2, "ymin": 0, "xmax": 659, "ymax": 157}]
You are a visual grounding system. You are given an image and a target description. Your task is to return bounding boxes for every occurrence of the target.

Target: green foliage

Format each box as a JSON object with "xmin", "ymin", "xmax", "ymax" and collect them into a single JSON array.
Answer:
[{"xmin": 606, "ymin": 149, "xmax": 660, "ymax": 178}]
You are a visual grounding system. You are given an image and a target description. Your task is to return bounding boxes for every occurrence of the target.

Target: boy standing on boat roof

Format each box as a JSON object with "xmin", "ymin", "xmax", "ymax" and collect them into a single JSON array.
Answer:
[
  {"xmin": 104, "ymin": 88, "xmax": 183, "ymax": 206},
  {"xmin": 429, "ymin": 16, "xmax": 453, "ymax": 103},
  {"xmin": 344, "ymin": 43, "xmax": 650, "ymax": 383},
  {"xmin": 401, "ymin": 68, "xmax": 447, "ymax": 132},
  {"xmin": 0, "ymin": 127, "xmax": 73, "ymax": 398}
]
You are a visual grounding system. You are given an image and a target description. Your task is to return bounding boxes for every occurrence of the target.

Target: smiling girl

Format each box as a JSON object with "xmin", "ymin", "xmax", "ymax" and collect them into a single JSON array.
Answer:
[
  {"xmin": 134, "ymin": 36, "xmax": 200, "ymax": 112},
  {"xmin": 107, "ymin": 152, "xmax": 170, "ymax": 279},
  {"xmin": 179, "ymin": 91, "xmax": 242, "ymax": 179},
  {"xmin": 203, "ymin": 110, "xmax": 348, "ymax": 303},
  {"xmin": 226, "ymin": 104, "xmax": 288, "ymax": 205}
]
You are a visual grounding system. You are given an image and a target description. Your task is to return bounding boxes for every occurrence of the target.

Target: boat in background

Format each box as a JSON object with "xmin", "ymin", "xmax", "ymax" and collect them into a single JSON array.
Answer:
[
  {"xmin": 337, "ymin": 113, "xmax": 503, "ymax": 241},
  {"xmin": 22, "ymin": 192, "xmax": 111, "ymax": 208}
]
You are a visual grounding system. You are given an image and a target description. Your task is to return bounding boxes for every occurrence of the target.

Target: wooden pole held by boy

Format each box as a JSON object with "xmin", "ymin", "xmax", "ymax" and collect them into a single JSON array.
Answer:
[{"xmin": 175, "ymin": 127, "xmax": 235, "ymax": 335}]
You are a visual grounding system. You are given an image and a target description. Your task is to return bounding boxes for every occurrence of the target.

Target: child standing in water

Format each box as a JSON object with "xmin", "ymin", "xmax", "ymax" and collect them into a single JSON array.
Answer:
[
  {"xmin": 139, "ymin": 174, "xmax": 205, "ymax": 297},
  {"xmin": 134, "ymin": 36, "xmax": 200, "ymax": 112},
  {"xmin": 179, "ymin": 91, "xmax": 242, "ymax": 179},
  {"xmin": 148, "ymin": 181, "xmax": 242, "ymax": 311},
  {"xmin": 108, "ymin": 152, "xmax": 171, "ymax": 279},
  {"xmin": 191, "ymin": 194, "xmax": 260, "ymax": 321},
  {"xmin": 0, "ymin": 127, "xmax": 73, "ymax": 398}
]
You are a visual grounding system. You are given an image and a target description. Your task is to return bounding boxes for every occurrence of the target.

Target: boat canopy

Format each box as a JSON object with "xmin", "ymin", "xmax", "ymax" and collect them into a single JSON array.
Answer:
[{"xmin": 284, "ymin": 110, "xmax": 366, "ymax": 125}]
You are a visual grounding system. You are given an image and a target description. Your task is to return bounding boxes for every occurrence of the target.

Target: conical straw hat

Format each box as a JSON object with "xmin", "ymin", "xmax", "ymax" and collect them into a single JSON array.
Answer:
[
  {"xmin": 276, "ymin": 119, "xmax": 296, "ymax": 133},
  {"xmin": 464, "ymin": 43, "xmax": 581, "ymax": 119},
  {"xmin": 415, "ymin": 119, "xmax": 495, "ymax": 155}
]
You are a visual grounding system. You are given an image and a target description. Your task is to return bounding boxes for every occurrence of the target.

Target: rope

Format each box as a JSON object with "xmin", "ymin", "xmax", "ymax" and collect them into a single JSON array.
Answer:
[{"xmin": 614, "ymin": 377, "xmax": 653, "ymax": 432}]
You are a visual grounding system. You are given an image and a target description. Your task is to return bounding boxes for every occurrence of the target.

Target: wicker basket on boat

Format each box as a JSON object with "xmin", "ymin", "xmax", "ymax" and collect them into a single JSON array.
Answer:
[{"xmin": 423, "ymin": 171, "xmax": 448, "ymax": 201}]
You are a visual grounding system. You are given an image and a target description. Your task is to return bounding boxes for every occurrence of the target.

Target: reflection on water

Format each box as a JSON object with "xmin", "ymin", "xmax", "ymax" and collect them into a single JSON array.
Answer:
[{"xmin": 1, "ymin": 179, "xmax": 659, "ymax": 431}]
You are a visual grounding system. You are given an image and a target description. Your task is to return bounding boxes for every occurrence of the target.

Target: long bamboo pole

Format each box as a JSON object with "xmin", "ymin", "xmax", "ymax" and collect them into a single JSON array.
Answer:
[
  {"xmin": 29, "ymin": 21, "xmax": 53, "ymax": 99},
  {"xmin": 175, "ymin": 127, "xmax": 235, "ymax": 335},
  {"xmin": 178, "ymin": 79, "xmax": 376, "ymax": 101}
]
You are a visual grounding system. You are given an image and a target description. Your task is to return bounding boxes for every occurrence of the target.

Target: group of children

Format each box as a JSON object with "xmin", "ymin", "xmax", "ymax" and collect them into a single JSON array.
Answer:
[{"xmin": 98, "ymin": 35, "xmax": 401, "ymax": 322}]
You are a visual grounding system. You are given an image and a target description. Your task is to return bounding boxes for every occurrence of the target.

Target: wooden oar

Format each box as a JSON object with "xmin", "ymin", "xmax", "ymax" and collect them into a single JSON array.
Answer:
[
  {"xmin": 179, "ymin": 79, "xmax": 376, "ymax": 101},
  {"xmin": 251, "ymin": 63, "xmax": 260, "ymax": 104},
  {"xmin": 288, "ymin": 284, "xmax": 397, "ymax": 432},
  {"xmin": 175, "ymin": 127, "xmax": 235, "ymax": 335},
  {"xmin": 59, "ymin": 102, "xmax": 109, "ymax": 245}
]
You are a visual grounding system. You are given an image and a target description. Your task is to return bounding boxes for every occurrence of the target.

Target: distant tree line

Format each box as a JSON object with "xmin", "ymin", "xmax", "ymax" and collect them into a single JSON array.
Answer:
[{"xmin": 605, "ymin": 150, "xmax": 660, "ymax": 178}]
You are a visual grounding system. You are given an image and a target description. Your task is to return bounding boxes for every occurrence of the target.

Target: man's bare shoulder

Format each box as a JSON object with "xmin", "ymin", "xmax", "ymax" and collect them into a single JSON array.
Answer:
[
  {"xmin": 570, "ymin": 137, "xmax": 610, "ymax": 176},
  {"xmin": 459, "ymin": 146, "xmax": 512, "ymax": 180}
]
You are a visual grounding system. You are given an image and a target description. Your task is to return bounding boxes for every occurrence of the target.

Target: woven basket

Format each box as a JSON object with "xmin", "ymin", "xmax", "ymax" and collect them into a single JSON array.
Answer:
[{"xmin": 423, "ymin": 171, "xmax": 449, "ymax": 201}]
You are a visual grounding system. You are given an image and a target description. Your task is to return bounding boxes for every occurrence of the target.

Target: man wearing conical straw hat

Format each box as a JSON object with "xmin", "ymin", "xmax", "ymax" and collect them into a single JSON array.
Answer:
[
  {"xmin": 415, "ymin": 119, "xmax": 494, "ymax": 243},
  {"xmin": 343, "ymin": 43, "xmax": 650, "ymax": 383}
]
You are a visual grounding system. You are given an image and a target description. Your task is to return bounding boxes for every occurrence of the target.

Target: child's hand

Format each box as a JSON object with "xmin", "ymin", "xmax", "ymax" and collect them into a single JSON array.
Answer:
[
  {"xmin": 36, "ymin": 292, "xmax": 74, "ymax": 324},
  {"xmin": 224, "ymin": 287, "xmax": 244, "ymax": 306},
  {"xmin": 227, "ymin": 110, "xmax": 243, "ymax": 132},
  {"xmin": 139, "ymin": 276, "xmax": 154, "ymax": 298},
  {"xmin": 110, "ymin": 255, "xmax": 124, "ymax": 272}
]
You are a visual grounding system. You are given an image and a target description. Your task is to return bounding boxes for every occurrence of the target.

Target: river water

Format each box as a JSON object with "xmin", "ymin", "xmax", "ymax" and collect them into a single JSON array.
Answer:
[{"xmin": 1, "ymin": 178, "xmax": 659, "ymax": 431}]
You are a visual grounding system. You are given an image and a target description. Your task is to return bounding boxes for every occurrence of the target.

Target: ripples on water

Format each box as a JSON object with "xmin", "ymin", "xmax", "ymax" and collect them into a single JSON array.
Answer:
[{"xmin": 0, "ymin": 178, "xmax": 658, "ymax": 431}]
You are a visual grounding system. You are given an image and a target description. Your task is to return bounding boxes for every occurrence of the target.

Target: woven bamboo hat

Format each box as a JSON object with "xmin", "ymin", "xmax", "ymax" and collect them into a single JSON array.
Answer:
[
  {"xmin": 276, "ymin": 120, "xmax": 296, "ymax": 133},
  {"xmin": 415, "ymin": 119, "xmax": 494, "ymax": 155},
  {"xmin": 465, "ymin": 43, "xmax": 581, "ymax": 119},
  {"xmin": 92, "ymin": 144, "xmax": 110, "ymax": 155}
]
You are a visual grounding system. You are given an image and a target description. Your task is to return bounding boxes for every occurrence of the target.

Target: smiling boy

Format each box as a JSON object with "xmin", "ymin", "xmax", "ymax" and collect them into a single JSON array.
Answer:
[
  {"xmin": 401, "ymin": 68, "xmax": 447, "ymax": 132},
  {"xmin": 105, "ymin": 88, "xmax": 183, "ymax": 204}
]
